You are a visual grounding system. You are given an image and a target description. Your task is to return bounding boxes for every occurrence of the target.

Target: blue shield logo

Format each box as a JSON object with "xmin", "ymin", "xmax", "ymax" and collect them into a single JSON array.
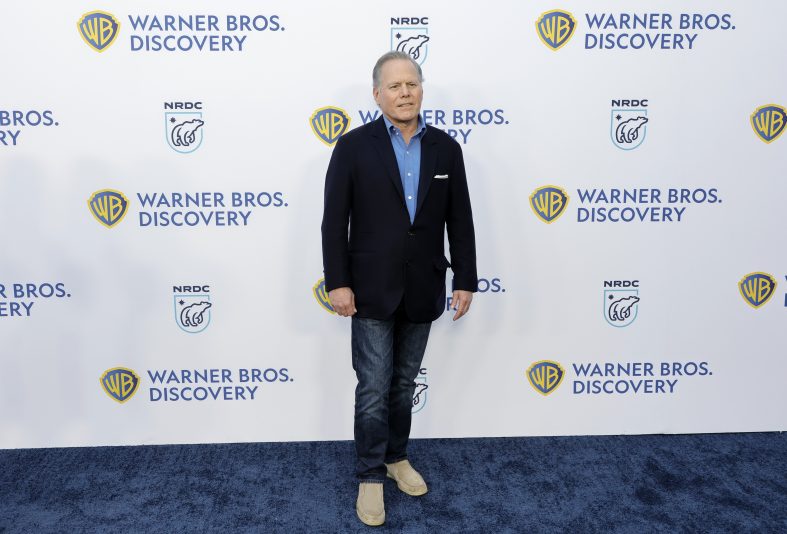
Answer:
[
  {"xmin": 412, "ymin": 374, "xmax": 428, "ymax": 414},
  {"xmin": 391, "ymin": 28, "xmax": 429, "ymax": 65},
  {"xmin": 313, "ymin": 278, "xmax": 335, "ymax": 314},
  {"xmin": 310, "ymin": 107, "xmax": 350, "ymax": 146},
  {"xmin": 174, "ymin": 294, "xmax": 212, "ymax": 333},
  {"xmin": 604, "ymin": 289, "xmax": 640, "ymax": 327},
  {"xmin": 166, "ymin": 112, "xmax": 204, "ymax": 153},
  {"xmin": 100, "ymin": 368, "xmax": 140, "ymax": 403},
  {"xmin": 738, "ymin": 272, "xmax": 777, "ymax": 309},
  {"xmin": 536, "ymin": 10, "xmax": 577, "ymax": 51},
  {"xmin": 88, "ymin": 189, "xmax": 129, "ymax": 228},
  {"xmin": 530, "ymin": 186, "xmax": 569, "ymax": 223},
  {"xmin": 611, "ymin": 109, "xmax": 648, "ymax": 150},
  {"xmin": 527, "ymin": 361, "xmax": 565, "ymax": 396},
  {"xmin": 78, "ymin": 11, "xmax": 120, "ymax": 52},
  {"xmin": 751, "ymin": 104, "xmax": 787, "ymax": 143}
]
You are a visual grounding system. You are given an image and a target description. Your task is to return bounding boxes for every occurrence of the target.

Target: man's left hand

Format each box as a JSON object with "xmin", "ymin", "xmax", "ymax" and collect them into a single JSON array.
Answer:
[{"xmin": 451, "ymin": 290, "xmax": 473, "ymax": 321}]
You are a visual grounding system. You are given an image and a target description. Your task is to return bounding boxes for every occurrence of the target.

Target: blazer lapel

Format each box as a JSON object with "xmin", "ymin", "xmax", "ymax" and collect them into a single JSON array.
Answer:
[
  {"xmin": 415, "ymin": 128, "xmax": 438, "ymax": 219},
  {"xmin": 369, "ymin": 117, "xmax": 405, "ymax": 203}
]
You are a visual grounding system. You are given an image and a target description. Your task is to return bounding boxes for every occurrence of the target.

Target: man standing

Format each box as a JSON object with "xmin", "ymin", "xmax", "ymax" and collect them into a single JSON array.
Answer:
[{"xmin": 321, "ymin": 51, "xmax": 477, "ymax": 526}]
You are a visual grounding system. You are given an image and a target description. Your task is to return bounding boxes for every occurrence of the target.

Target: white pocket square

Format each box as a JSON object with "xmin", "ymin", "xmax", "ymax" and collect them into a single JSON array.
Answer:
[{"xmin": 433, "ymin": 174, "xmax": 449, "ymax": 179}]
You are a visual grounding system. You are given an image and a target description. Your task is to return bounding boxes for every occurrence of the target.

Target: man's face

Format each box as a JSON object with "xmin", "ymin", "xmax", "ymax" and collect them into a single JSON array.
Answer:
[{"xmin": 373, "ymin": 59, "xmax": 423, "ymax": 127}]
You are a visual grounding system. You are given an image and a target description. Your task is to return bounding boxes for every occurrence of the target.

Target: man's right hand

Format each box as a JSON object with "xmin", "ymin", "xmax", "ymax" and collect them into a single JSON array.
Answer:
[{"xmin": 328, "ymin": 287, "xmax": 356, "ymax": 317}]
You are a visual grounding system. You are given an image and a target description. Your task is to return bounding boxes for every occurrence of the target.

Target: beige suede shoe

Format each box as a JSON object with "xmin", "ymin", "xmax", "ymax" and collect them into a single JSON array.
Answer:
[
  {"xmin": 385, "ymin": 459, "xmax": 428, "ymax": 496},
  {"xmin": 356, "ymin": 482, "xmax": 385, "ymax": 526}
]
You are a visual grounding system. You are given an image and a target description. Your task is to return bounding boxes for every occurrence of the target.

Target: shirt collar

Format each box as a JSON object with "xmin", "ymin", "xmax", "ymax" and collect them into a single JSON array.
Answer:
[{"xmin": 383, "ymin": 114, "xmax": 426, "ymax": 139}]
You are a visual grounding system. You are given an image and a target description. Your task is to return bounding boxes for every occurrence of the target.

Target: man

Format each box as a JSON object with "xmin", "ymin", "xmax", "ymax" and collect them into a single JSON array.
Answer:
[{"xmin": 321, "ymin": 51, "xmax": 477, "ymax": 526}]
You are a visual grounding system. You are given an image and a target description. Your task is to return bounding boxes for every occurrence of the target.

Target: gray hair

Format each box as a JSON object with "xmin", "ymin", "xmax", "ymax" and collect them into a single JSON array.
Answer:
[{"xmin": 372, "ymin": 51, "xmax": 423, "ymax": 88}]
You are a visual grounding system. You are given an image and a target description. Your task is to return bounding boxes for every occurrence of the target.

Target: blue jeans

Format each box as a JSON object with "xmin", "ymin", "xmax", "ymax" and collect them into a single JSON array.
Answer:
[{"xmin": 351, "ymin": 309, "xmax": 432, "ymax": 481}]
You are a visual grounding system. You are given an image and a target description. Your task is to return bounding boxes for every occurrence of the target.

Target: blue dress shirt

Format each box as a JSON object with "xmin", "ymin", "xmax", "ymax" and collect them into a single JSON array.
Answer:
[{"xmin": 383, "ymin": 115, "xmax": 427, "ymax": 224}]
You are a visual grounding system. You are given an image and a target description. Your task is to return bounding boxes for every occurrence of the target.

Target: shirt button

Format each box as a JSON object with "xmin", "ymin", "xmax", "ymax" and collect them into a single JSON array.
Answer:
[
  {"xmin": 407, "ymin": 172, "xmax": 411, "ymax": 176},
  {"xmin": 407, "ymin": 195, "xmax": 413, "ymax": 200}
]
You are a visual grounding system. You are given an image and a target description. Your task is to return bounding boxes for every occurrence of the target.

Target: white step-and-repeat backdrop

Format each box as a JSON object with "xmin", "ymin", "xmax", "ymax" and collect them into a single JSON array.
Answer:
[{"xmin": 1, "ymin": 1, "xmax": 785, "ymax": 449}]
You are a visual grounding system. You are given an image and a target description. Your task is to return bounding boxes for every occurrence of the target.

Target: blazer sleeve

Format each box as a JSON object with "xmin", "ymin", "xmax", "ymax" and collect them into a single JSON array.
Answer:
[
  {"xmin": 446, "ymin": 141, "xmax": 478, "ymax": 292},
  {"xmin": 321, "ymin": 136, "xmax": 354, "ymax": 292}
]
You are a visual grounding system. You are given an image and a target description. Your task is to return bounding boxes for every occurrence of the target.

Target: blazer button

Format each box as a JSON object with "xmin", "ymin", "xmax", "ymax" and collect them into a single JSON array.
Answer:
[{"xmin": 408, "ymin": 230, "xmax": 415, "ymax": 236}]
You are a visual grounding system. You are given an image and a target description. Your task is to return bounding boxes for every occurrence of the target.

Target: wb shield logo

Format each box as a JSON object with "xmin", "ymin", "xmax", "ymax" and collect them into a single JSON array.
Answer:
[
  {"xmin": 313, "ymin": 278, "xmax": 335, "ymax": 314},
  {"xmin": 527, "ymin": 361, "xmax": 565, "ymax": 396},
  {"xmin": 536, "ymin": 10, "xmax": 576, "ymax": 51},
  {"xmin": 604, "ymin": 290, "xmax": 640, "ymax": 327},
  {"xmin": 310, "ymin": 107, "xmax": 350, "ymax": 147},
  {"xmin": 166, "ymin": 113, "xmax": 204, "ymax": 153},
  {"xmin": 100, "ymin": 368, "xmax": 140, "ymax": 403},
  {"xmin": 392, "ymin": 28, "xmax": 429, "ymax": 65},
  {"xmin": 530, "ymin": 186, "xmax": 569, "ymax": 223},
  {"xmin": 88, "ymin": 189, "xmax": 129, "ymax": 228},
  {"xmin": 78, "ymin": 11, "xmax": 120, "ymax": 52},
  {"xmin": 738, "ymin": 272, "xmax": 777, "ymax": 309},
  {"xmin": 175, "ymin": 294, "xmax": 212, "ymax": 333},
  {"xmin": 751, "ymin": 105, "xmax": 787, "ymax": 144},
  {"xmin": 612, "ymin": 110, "xmax": 648, "ymax": 150}
]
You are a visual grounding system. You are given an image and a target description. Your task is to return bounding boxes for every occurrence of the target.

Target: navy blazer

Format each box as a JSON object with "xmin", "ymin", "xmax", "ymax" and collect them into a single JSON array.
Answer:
[{"xmin": 321, "ymin": 116, "xmax": 477, "ymax": 322}]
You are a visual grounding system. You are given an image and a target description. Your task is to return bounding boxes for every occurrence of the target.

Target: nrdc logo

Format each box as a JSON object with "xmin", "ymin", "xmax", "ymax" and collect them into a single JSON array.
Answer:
[
  {"xmin": 391, "ymin": 16, "xmax": 429, "ymax": 65},
  {"xmin": 604, "ymin": 280, "xmax": 640, "ymax": 328},
  {"xmin": 88, "ymin": 189, "xmax": 130, "ymax": 228},
  {"xmin": 165, "ymin": 102, "xmax": 204, "ymax": 154},
  {"xmin": 535, "ymin": 10, "xmax": 577, "ymax": 51},
  {"xmin": 530, "ymin": 185, "xmax": 569, "ymax": 223},
  {"xmin": 527, "ymin": 360, "xmax": 565, "ymax": 396},
  {"xmin": 100, "ymin": 367, "xmax": 140, "ymax": 403},
  {"xmin": 313, "ymin": 277, "xmax": 335, "ymax": 314},
  {"xmin": 738, "ymin": 272, "xmax": 777, "ymax": 309},
  {"xmin": 750, "ymin": 104, "xmax": 786, "ymax": 144},
  {"xmin": 78, "ymin": 10, "xmax": 120, "ymax": 52},
  {"xmin": 310, "ymin": 107, "xmax": 350, "ymax": 146},
  {"xmin": 412, "ymin": 367, "xmax": 428, "ymax": 414},
  {"xmin": 174, "ymin": 285, "xmax": 212, "ymax": 333},
  {"xmin": 611, "ymin": 99, "xmax": 648, "ymax": 150}
]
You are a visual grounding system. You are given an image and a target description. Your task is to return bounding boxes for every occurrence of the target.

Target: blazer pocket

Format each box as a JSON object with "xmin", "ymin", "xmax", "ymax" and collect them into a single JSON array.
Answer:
[
  {"xmin": 433, "ymin": 255, "xmax": 451, "ymax": 271},
  {"xmin": 433, "ymin": 174, "xmax": 449, "ymax": 180}
]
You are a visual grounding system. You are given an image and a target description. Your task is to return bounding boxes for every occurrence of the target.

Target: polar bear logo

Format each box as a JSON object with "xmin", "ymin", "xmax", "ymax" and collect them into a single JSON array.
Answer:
[
  {"xmin": 171, "ymin": 119, "xmax": 204, "ymax": 147},
  {"xmin": 615, "ymin": 116, "xmax": 648, "ymax": 144},
  {"xmin": 396, "ymin": 35, "xmax": 429, "ymax": 62},
  {"xmin": 412, "ymin": 383, "xmax": 429, "ymax": 407},
  {"xmin": 608, "ymin": 296, "xmax": 640, "ymax": 322},
  {"xmin": 180, "ymin": 301, "xmax": 212, "ymax": 328}
]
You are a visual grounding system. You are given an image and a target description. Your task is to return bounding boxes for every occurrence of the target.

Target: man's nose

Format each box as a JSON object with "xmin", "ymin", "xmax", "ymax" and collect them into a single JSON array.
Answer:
[{"xmin": 400, "ymin": 85, "xmax": 411, "ymax": 97}]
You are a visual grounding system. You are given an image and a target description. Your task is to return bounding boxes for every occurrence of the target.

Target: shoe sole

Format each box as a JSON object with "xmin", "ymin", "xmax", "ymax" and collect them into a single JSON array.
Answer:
[
  {"xmin": 386, "ymin": 473, "xmax": 428, "ymax": 496},
  {"xmin": 356, "ymin": 505, "xmax": 385, "ymax": 526}
]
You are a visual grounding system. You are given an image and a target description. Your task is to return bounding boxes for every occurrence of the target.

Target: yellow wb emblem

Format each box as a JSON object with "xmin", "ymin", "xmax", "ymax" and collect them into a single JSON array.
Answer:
[
  {"xmin": 100, "ymin": 368, "xmax": 141, "ymax": 403},
  {"xmin": 310, "ymin": 107, "xmax": 351, "ymax": 146},
  {"xmin": 750, "ymin": 104, "xmax": 787, "ymax": 143},
  {"xmin": 738, "ymin": 272, "xmax": 777, "ymax": 309},
  {"xmin": 88, "ymin": 189, "xmax": 130, "ymax": 228},
  {"xmin": 536, "ymin": 10, "xmax": 577, "ymax": 51},
  {"xmin": 530, "ymin": 185, "xmax": 569, "ymax": 223},
  {"xmin": 78, "ymin": 11, "xmax": 120, "ymax": 52},
  {"xmin": 527, "ymin": 361, "xmax": 565, "ymax": 396},
  {"xmin": 313, "ymin": 277, "xmax": 336, "ymax": 314}
]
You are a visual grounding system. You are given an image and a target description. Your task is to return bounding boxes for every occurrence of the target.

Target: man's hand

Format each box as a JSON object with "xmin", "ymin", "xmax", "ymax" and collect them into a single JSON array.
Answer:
[
  {"xmin": 328, "ymin": 287, "xmax": 356, "ymax": 317},
  {"xmin": 451, "ymin": 290, "xmax": 473, "ymax": 321}
]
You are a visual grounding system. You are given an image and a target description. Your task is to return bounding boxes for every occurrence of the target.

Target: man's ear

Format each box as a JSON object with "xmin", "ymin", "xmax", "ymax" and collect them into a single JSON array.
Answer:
[{"xmin": 372, "ymin": 87, "xmax": 379, "ymax": 105}]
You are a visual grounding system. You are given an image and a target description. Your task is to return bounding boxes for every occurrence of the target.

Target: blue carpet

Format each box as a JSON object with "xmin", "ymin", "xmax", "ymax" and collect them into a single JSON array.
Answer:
[{"xmin": 1, "ymin": 433, "xmax": 785, "ymax": 533}]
